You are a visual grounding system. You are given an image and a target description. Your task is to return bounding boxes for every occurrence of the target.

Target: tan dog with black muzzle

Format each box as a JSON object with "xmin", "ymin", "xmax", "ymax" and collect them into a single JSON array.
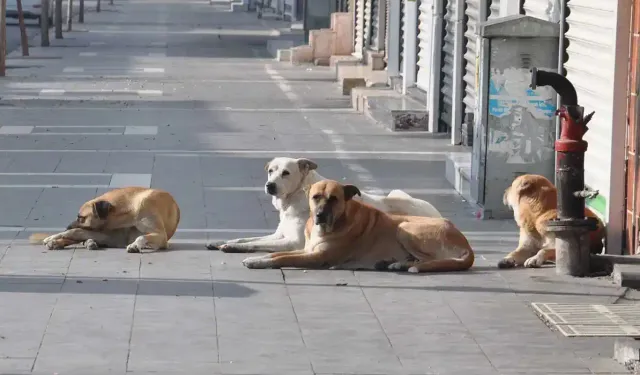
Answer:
[
  {"xmin": 29, "ymin": 187, "xmax": 180, "ymax": 253},
  {"xmin": 242, "ymin": 180, "xmax": 474, "ymax": 272},
  {"xmin": 498, "ymin": 174, "xmax": 604, "ymax": 269}
]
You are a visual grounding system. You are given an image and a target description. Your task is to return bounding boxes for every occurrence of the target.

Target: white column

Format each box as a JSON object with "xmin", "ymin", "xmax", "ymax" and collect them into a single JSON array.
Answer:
[
  {"xmin": 450, "ymin": 0, "xmax": 465, "ymax": 144},
  {"xmin": 401, "ymin": 0, "xmax": 418, "ymax": 94},
  {"xmin": 427, "ymin": 0, "xmax": 444, "ymax": 132}
]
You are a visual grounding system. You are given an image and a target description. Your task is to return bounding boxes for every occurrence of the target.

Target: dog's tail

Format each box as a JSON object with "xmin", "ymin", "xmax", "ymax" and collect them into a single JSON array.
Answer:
[{"xmin": 28, "ymin": 233, "xmax": 51, "ymax": 244}]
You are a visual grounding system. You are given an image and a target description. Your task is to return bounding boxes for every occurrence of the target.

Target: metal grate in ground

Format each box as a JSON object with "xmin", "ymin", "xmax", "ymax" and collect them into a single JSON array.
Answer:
[{"xmin": 532, "ymin": 302, "xmax": 640, "ymax": 337}]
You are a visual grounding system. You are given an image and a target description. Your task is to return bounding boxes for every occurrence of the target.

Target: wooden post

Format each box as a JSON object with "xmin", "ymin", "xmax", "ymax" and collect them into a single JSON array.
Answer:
[
  {"xmin": 0, "ymin": 0, "xmax": 6, "ymax": 77},
  {"xmin": 17, "ymin": 0, "xmax": 29, "ymax": 56},
  {"xmin": 55, "ymin": 0, "xmax": 63, "ymax": 38},
  {"xmin": 97, "ymin": 0, "xmax": 100, "ymax": 12},
  {"xmin": 40, "ymin": 0, "xmax": 49, "ymax": 46},
  {"xmin": 66, "ymin": 0, "xmax": 73, "ymax": 31},
  {"xmin": 78, "ymin": 0, "xmax": 84, "ymax": 23}
]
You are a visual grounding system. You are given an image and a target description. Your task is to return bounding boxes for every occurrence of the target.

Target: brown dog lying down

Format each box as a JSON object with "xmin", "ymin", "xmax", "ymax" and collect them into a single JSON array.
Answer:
[
  {"xmin": 242, "ymin": 180, "xmax": 474, "ymax": 272},
  {"xmin": 29, "ymin": 187, "xmax": 180, "ymax": 253},
  {"xmin": 498, "ymin": 174, "xmax": 605, "ymax": 269}
]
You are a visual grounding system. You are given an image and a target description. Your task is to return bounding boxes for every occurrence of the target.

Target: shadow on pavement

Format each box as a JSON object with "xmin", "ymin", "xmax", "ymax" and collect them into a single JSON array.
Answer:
[{"xmin": 0, "ymin": 274, "xmax": 257, "ymax": 298}]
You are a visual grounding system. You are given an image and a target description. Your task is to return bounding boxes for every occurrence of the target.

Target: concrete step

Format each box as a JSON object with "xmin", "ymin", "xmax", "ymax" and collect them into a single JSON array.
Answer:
[
  {"xmin": 613, "ymin": 263, "xmax": 640, "ymax": 289},
  {"xmin": 445, "ymin": 151, "xmax": 473, "ymax": 204},
  {"xmin": 365, "ymin": 95, "xmax": 429, "ymax": 132}
]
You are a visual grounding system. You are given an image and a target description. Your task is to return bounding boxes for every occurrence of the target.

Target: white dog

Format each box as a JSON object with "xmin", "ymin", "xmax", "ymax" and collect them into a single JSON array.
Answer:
[{"xmin": 206, "ymin": 157, "xmax": 442, "ymax": 253}]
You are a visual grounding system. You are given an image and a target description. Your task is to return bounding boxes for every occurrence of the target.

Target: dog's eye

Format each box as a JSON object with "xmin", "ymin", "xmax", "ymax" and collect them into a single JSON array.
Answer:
[
  {"xmin": 77, "ymin": 216, "xmax": 85, "ymax": 223},
  {"xmin": 312, "ymin": 194, "xmax": 322, "ymax": 200},
  {"xmin": 268, "ymin": 169, "xmax": 273, "ymax": 174},
  {"xmin": 282, "ymin": 170, "xmax": 290, "ymax": 177}
]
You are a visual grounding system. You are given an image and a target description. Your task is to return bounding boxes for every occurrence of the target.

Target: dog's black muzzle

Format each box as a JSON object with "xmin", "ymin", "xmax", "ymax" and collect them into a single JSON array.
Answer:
[{"xmin": 265, "ymin": 182, "xmax": 277, "ymax": 195}]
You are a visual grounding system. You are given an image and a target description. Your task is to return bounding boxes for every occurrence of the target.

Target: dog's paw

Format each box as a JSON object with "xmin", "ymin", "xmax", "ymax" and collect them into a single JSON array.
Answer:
[
  {"xmin": 126, "ymin": 243, "xmax": 142, "ymax": 253},
  {"xmin": 497, "ymin": 258, "xmax": 517, "ymax": 269},
  {"xmin": 524, "ymin": 255, "xmax": 545, "ymax": 268},
  {"xmin": 42, "ymin": 233, "xmax": 62, "ymax": 244},
  {"xmin": 219, "ymin": 244, "xmax": 251, "ymax": 253},
  {"xmin": 44, "ymin": 240, "xmax": 64, "ymax": 251},
  {"xmin": 387, "ymin": 262, "xmax": 408, "ymax": 272},
  {"xmin": 206, "ymin": 241, "xmax": 226, "ymax": 250},
  {"xmin": 407, "ymin": 266, "xmax": 420, "ymax": 274},
  {"xmin": 84, "ymin": 239, "xmax": 99, "ymax": 251},
  {"xmin": 242, "ymin": 256, "xmax": 271, "ymax": 269}
]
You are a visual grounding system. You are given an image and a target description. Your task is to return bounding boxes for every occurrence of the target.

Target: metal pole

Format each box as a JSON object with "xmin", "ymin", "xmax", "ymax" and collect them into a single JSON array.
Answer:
[
  {"xmin": 96, "ymin": 0, "xmax": 101, "ymax": 12},
  {"xmin": 17, "ymin": 0, "xmax": 29, "ymax": 56},
  {"xmin": 109, "ymin": 0, "xmax": 113, "ymax": 6},
  {"xmin": 55, "ymin": 0, "xmax": 63, "ymax": 38},
  {"xmin": 66, "ymin": 0, "xmax": 73, "ymax": 31},
  {"xmin": 79, "ymin": 0, "xmax": 84, "ymax": 23},
  {"xmin": 40, "ymin": 0, "xmax": 50, "ymax": 46},
  {"xmin": 0, "ymin": 0, "xmax": 6, "ymax": 77}
]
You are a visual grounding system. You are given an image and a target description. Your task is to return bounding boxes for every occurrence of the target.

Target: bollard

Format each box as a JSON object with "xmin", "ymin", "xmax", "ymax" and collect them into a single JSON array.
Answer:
[{"xmin": 530, "ymin": 67, "xmax": 600, "ymax": 277}]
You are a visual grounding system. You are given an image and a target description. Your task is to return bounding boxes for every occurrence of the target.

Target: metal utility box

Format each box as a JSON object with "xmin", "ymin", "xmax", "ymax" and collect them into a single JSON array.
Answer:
[{"xmin": 471, "ymin": 14, "xmax": 560, "ymax": 219}]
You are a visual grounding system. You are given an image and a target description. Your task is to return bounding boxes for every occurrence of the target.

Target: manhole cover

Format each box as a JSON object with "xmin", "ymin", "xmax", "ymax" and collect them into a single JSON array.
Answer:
[{"xmin": 532, "ymin": 302, "xmax": 640, "ymax": 337}]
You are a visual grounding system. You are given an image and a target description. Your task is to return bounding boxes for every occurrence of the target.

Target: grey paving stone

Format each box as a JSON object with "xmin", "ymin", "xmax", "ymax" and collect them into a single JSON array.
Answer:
[
  {"xmin": 104, "ymin": 153, "xmax": 154, "ymax": 173},
  {"xmin": 55, "ymin": 153, "xmax": 110, "ymax": 173},
  {"xmin": 0, "ymin": 188, "xmax": 43, "ymax": 226},
  {"xmin": 127, "ymin": 295, "xmax": 217, "ymax": 372},
  {"xmin": 25, "ymin": 187, "xmax": 98, "ymax": 227},
  {"xmin": 33, "ymin": 295, "xmax": 134, "ymax": 373},
  {"xmin": 0, "ymin": 357, "xmax": 35, "ymax": 373},
  {"xmin": 4, "ymin": 154, "xmax": 62, "ymax": 172}
]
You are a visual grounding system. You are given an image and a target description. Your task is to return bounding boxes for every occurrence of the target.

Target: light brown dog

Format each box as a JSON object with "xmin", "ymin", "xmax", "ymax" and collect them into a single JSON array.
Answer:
[
  {"xmin": 29, "ymin": 187, "xmax": 180, "ymax": 253},
  {"xmin": 498, "ymin": 174, "xmax": 604, "ymax": 268},
  {"xmin": 242, "ymin": 180, "xmax": 474, "ymax": 272}
]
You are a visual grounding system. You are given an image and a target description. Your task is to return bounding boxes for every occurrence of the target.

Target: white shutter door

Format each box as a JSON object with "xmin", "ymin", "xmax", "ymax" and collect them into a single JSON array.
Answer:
[
  {"xmin": 462, "ymin": 0, "xmax": 485, "ymax": 117},
  {"xmin": 364, "ymin": 0, "xmax": 373, "ymax": 48},
  {"xmin": 522, "ymin": 0, "xmax": 555, "ymax": 21},
  {"xmin": 439, "ymin": 0, "xmax": 458, "ymax": 130},
  {"xmin": 416, "ymin": 0, "xmax": 434, "ymax": 90},
  {"xmin": 565, "ymin": 0, "xmax": 616, "ymax": 212},
  {"xmin": 354, "ymin": 0, "xmax": 365, "ymax": 57},
  {"xmin": 399, "ymin": 0, "xmax": 406, "ymax": 74},
  {"xmin": 488, "ymin": 0, "xmax": 500, "ymax": 19},
  {"xmin": 371, "ymin": 0, "xmax": 380, "ymax": 50}
]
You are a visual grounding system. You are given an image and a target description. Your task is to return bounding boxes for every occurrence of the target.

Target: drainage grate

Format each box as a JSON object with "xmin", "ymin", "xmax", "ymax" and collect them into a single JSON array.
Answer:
[{"xmin": 532, "ymin": 303, "xmax": 640, "ymax": 337}]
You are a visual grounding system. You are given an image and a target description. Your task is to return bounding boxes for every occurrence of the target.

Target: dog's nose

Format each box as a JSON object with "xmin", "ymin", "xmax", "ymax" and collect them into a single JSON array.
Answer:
[
  {"xmin": 265, "ymin": 182, "xmax": 277, "ymax": 195},
  {"xmin": 315, "ymin": 212, "xmax": 327, "ymax": 224}
]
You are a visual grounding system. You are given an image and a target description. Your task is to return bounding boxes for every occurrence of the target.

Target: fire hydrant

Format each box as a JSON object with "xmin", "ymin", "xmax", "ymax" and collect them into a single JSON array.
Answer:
[{"xmin": 530, "ymin": 67, "xmax": 600, "ymax": 277}]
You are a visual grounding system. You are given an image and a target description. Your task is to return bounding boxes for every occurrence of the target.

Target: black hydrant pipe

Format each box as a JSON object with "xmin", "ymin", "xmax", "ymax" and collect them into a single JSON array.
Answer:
[{"xmin": 530, "ymin": 67, "xmax": 578, "ymax": 107}]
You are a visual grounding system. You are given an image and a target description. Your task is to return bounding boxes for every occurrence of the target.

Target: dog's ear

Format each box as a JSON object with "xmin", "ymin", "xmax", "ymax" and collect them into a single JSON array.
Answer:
[
  {"xmin": 502, "ymin": 187, "xmax": 511, "ymax": 206},
  {"xmin": 92, "ymin": 200, "xmax": 113, "ymax": 220},
  {"xmin": 343, "ymin": 184, "xmax": 362, "ymax": 201},
  {"xmin": 297, "ymin": 158, "xmax": 318, "ymax": 173},
  {"xmin": 264, "ymin": 160, "xmax": 271, "ymax": 171}
]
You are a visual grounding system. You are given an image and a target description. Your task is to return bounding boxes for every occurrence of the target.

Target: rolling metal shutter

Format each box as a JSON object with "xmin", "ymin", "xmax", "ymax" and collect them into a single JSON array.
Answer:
[
  {"xmin": 364, "ymin": 0, "xmax": 373, "ymax": 48},
  {"xmin": 522, "ymin": 0, "xmax": 555, "ymax": 21},
  {"xmin": 564, "ymin": 0, "xmax": 616, "ymax": 217},
  {"xmin": 416, "ymin": 0, "xmax": 434, "ymax": 90},
  {"xmin": 384, "ymin": 0, "xmax": 390, "ymax": 62},
  {"xmin": 354, "ymin": 0, "xmax": 365, "ymax": 57},
  {"xmin": 439, "ymin": 0, "xmax": 458, "ymax": 130},
  {"xmin": 371, "ymin": 0, "xmax": 380, "ymax": 50},
  {"xmin": 489, "ymin": 0, "xmax": 500, "ymax": 18},
  {"xmin": 462, "ymin": 0, "xmax": 488, "ymax": 119},
  {"xmin": 399, "ymin": 0, "xmax": 406, "ymax": 74}
]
